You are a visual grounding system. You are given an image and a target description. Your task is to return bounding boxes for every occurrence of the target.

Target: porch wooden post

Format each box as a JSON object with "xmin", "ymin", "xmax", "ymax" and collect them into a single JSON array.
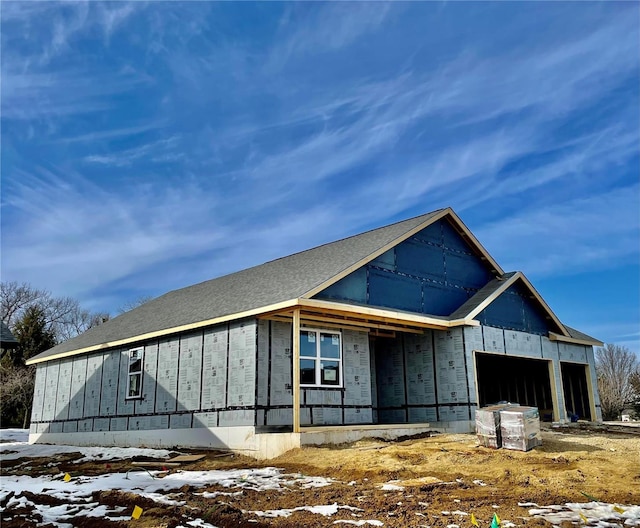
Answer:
[{"xmin": 292, "ymin": 308, "xmax": 301, "ymax": 433}]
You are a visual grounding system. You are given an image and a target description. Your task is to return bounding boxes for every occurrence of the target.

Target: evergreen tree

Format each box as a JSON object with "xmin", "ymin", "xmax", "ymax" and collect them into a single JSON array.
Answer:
[{"xmin": 12, "ymin": 305, "xmax": 56, "ymax": 367}]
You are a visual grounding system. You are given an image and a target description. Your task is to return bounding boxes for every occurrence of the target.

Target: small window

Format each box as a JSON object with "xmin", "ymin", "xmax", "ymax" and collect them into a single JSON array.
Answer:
[
  {"xmin": 300, "ymin": 329, "xmax": 342, "ymax": 387},
  {"xmin": 127, "ymin": 348, "xmax": 144, "ymax": 399}
]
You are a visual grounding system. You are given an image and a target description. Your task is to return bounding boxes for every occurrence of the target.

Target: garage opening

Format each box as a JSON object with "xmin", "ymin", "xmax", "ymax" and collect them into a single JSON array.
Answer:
[
  {"xmin": 476, "ymin": 353, "xmax": 555, "ymax": 421},
  {"xmin": 561, "ymin": 362, "xmax": 592, "ymax": 421}
]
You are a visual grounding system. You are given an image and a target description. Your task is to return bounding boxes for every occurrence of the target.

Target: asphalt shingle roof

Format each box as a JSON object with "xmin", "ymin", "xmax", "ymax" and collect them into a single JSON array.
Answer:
[
  {"xmin": 448, "ymin": 272, "xmax": 518, "ymax": 320},
  {"xmin": 29, "ymin": 209, "xmax": 445, "ymax": 362}
]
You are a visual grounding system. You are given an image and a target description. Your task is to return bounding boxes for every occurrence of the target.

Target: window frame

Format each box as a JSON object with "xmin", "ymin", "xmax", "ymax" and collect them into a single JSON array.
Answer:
[
  {"xmin": 299, "ymin": 327, "xmax": 343, "ymax": 388},
  {"xmin": 125, "ymin": 347, "xmax": 144, "ymax": 400}
]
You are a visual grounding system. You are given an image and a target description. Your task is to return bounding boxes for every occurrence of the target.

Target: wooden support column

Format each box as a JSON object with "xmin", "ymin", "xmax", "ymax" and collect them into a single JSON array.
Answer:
[{"xmin": 292, "ymin": 308, "xmax": 301, "ymax": 433}]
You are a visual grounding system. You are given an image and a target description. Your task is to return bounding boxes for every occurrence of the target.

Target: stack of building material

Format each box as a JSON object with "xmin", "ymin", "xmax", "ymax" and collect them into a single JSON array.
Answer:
[
  {"xmin": 499, "ymin": 406, "xmax": 542, "ymax": 452},
  {"xmin": 475, "ymin": 404, "xmax": 514, "ymax": 448}
]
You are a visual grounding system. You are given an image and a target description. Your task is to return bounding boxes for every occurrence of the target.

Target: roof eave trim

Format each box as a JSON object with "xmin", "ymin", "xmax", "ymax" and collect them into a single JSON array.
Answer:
[
  {"xmin": 549, "ymin": 331, "xmax": 603, "ymax": 347},
  {"xmin": 25, "ymin": 298, "xmax": 300, "ymax": 366},
  {"xmin": 460, "ymin": 272, "xmax": 522, "ymax": 320},
  {"xmin": 297, "ymin": 298, "xmax": 478, "ymax": 328},
  {"xmin": 300, "ymin": 208, "xmax": 505, "ymax": 300}
]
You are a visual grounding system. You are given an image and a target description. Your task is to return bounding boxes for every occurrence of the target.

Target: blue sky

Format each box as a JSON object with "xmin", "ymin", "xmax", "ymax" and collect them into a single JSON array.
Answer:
[{"xmin": 1, "ymin": 2, "xmax": 638, "ymax": 353}]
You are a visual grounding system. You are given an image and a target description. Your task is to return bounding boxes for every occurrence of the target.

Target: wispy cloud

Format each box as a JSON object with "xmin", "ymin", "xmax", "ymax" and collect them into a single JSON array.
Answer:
[
  {"xmin": 1, "ymin": 0, "xmax": 637, "ymax": 341},
  {"xmin": 475, "ymin": 184, "xmax": 640, "ymax": 277}
]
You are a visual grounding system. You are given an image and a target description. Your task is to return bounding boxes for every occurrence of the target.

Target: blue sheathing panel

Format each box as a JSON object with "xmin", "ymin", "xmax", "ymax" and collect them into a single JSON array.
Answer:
[
  {"xmin": 445, "ymin": 250, "xmax": 493, "ymax": 289},
  {"xmin": 319, "ymin": 267, "xmax": 367, "ymax": 303},
  {"xmin": 369, "ymin": 268, "xmax": 422, "ymax": 313},
  {"xmin": 396, "ymin": 240, "xmax": 445, "ymax": 281},
  {"xmin": 423, "ymin": 282, "xmax": 469, "ymax": 316},
  {"xmin": 477, "ymin": 283, "xmax": 552, "ymax": 335},
  {"xmin": 314, "ymin": 218, "xmax": 496, "ymax": 317}
]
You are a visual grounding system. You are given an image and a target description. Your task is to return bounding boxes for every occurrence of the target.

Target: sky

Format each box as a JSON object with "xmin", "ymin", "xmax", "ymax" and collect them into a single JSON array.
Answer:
[{"xmin": 1, "ymin": 2, "xmax": 638, "ymax": 353}]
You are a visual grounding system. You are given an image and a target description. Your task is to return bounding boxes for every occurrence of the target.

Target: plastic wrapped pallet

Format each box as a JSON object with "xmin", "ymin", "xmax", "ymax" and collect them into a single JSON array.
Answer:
[
  {"xmin": 499, "ymin": 406, "xmax": 542, "ymax": 452},
  {"xmin": 475, "ymin": 404, "xmax": 514, "ymax": 448}
]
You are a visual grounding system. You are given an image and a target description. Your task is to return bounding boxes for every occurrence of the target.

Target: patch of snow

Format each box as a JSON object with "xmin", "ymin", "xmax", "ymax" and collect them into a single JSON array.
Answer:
[
  {"xmin": 0, "ymin": 440, "xmax": 172, "ymax": 462},
  {"xmin": 249, "ymin": 503, "xmax": 363, "ymax": 518},
  {"xmin": 451, "ymin": 510, "xmax": 469, "ymax": 516},
  {"xmin": 380, "ymin": 481, "xmax": 405, "ymax": 491},
  {"xmin": 333, "ymin": 521, "xmax": 384, "ymax": 526},
  {"xmin": 0, "ymin": 466, "xmax": 335, "ymax": 528},
  {"xmin": 528, "ymin": 501, "xmax": 640, "ymax": 527},
  {"xmin": 472, "ymin": 479, "xmax": 487, "ymax": 486},
  {"xmin": 0, "ymin": 429, "xmax": 29, "ymax": 443}
]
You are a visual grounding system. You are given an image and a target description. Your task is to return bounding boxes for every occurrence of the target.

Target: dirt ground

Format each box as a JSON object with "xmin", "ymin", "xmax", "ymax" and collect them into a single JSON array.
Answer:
[{"xmin": 2, "ymin": 423, "xmax": 639, "ymax": 527}]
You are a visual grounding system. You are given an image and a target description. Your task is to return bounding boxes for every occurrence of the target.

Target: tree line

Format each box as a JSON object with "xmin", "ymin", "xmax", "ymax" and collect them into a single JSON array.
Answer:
[
  {"xmin": 1, "ymin": 280, "xmax": 639, "ymax": 427},
  {"xmin": 1, "ymin": 282, "xmax": 113, "ymax": 427}
]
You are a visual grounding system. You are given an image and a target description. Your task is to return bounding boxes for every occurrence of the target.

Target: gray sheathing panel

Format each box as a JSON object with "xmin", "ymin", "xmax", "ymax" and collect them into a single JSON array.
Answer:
[
  {"xmin": 201, "ymin": 325, "xmax": 228, "ymax": 409},
  {"xmin": 438, "ymin": 405, "xmax": 469, "ymax": 421},
  {"xmin": 129, "ymin": 416, "xmax": 150, "ymax": 430},
  {"xmin": 93, "ymin": 418, "xmax": 109, "ymax": 431},
  {"xmin": 36, "ymin": 422, "xmax": 49, "ymax": 433},
  {"xmin": 305, "ymin": 389, "xmax": 342, "ymax": 405},
  {"xmin": 219, "ymin": 409, "xmax": 254, "ymax": 426},
  {"xmin": 68, "ymin": 356, "xmax": 88, "ymax": 420},
  {"xmin": 194, "ymin": 411, "xmax": 218, "ymax": 428},
  {"xmin": 404, "ymin": 331, "xmax": 436, "ymax": 406},
  {"xmin": 227, "ymin": 320, "xmax": 256, "ymax": 408},
  {"xmin": 558, "ymin": 343, "xmax": 588, "ymax": 363},
  {"xmin": 370, "ymin": 344, "xmax": 377, "ymax": 411},
  {"xmin": 256, "ymin": 320, "xmax": 269, "ymax": 406},
  {"xmin": 99, "ymin": 351, "xmax": 121, "ymax": 416},
  {"xmin": 42, "ymin": 361, "xmax": 60, "ymax": 421},
  {"xmin": 178, "ymin": 332, "xmax": 203, "ymax": 411},
  {"xmin": 482, "ymin": 326, "xmax": 505, "ymax": 353},
  {"xmin": 63, "ymin": 421, "xmax": 78, "ymax": 433},
  {"xmin": 504, "ymin": 330, "xmax": 543, "ymax": 358},
  {"xmin": 150, "ymin": 416, "xmax": 169, "ymax": 429},
  {"xmin": 343, "ymin": 330, "xmax": 372, "ymax": 407},
  {"xmin": 31, "ymin": 365, "xmax": 47, "ymax": 423},
  {"xmin": 117, "ymin": 349, "xmax": 135, "ymax": 415},
  {"xmin": 344, "ymin": 407, "xmax": 372, "ymax": 424},
  {"xmin": 83, "ymin": 353, "xmax": 103, "ymax": 418},
  {"xmin": 155, "ymin": 337, "xmax": 180, "ymax": 413},
  {"xmin": 135, "ymin": 342, "xmax": 158, "ymax": 414},
  {"xmin": 270, "ymin": 321, "xmax": 292, "ymax": 406},
  {"xmin": 49, "ymin": 422, "xmax": 63, "ymax": 433},
  {"xmin": 55, "ymin": 359, "xmax": 73, "ymax": 421},
  {"xmin": 541, "ymin": 337, "xmax": 565, "ymax": 420},
  {"xmin": 463, "ymin": 326, "xmax": 483, "ymax": 404},
  {"xmin": 376, "ymin": 338, "xmax": 405, "ymax": 408},
  {"xmin": 312, "ymin": 407, "xmax": 342, "ymax": 425},
  {"xmin": 434, "ymin": 329, "xmax": 469, "ymax": 405},
  {"xmin": 111, "ymin": 417, "xmax": 128, "ymax": 431},
  {"xmin": 170, "ymin": 413, "xmax": 193, "ymax": 429},
  {"xmin": 585, "ymin": 346, "xmax": 602, "ymax": 419},
  {"xmin": 78, "ymin": 419, "xmax": 94, "ymax": 432},
  {"xmin": 266, "ymin": 408, "xmax": 311, "ymax": 426},
  {"xmin": 378, "ymin": 409, "xmax": 406, "ymax": 423},
  {"xmin": 408, "ymin": 407, "xmax": 438, "ymax": 423}
]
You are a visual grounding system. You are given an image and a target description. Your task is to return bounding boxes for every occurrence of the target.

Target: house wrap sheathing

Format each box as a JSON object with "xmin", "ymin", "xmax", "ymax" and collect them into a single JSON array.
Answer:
[{"xmin": 26, "ymin": 208, "xmax": 603, "ymax": 458}]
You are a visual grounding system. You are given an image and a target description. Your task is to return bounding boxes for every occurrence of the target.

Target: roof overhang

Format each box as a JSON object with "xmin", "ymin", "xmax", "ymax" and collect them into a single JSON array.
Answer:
[
  {"xmin": 259, "ymin": 298, "xmax": 477, "ymax": 337},
  {"xmin": 549, "ymin": 331, "xmax": 603, "ymax": 347},
  {"xmin": 26, "ymin": 297, "xmax": 478, "ymax": 365}
]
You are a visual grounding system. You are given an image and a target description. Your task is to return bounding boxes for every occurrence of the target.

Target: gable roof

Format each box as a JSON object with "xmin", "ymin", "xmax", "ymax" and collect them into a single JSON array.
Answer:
[
  {"xmin": 26, "ymin": 207, "xmax": 599, "ymax": 364},
  {"xmin": 449, "ymin": 271, "xmax": 569, "ymax": 335},
  {"xmin": 28, "ymin": 208, "xmax": 463, "ymax": 363}
]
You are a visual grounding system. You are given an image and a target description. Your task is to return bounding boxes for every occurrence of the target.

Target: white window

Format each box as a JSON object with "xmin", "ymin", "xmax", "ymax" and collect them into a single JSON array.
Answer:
[
  {"xmin": 127, "ymin": 347, "xmax": 144, "ymax": 399},
  {"xmin": 300, "ymin": 329, "xmax": 342, "ymax": 387}
]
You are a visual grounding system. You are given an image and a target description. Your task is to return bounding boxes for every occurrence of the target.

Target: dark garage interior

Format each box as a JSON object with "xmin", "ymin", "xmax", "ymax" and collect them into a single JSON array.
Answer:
[
  {"xmin": 476, "ymin": 352, "xmax": 555, "ymax": 421},
  {"xmin": 561, "ymin": 362, "xmax": 592, "ymax": 421}
]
